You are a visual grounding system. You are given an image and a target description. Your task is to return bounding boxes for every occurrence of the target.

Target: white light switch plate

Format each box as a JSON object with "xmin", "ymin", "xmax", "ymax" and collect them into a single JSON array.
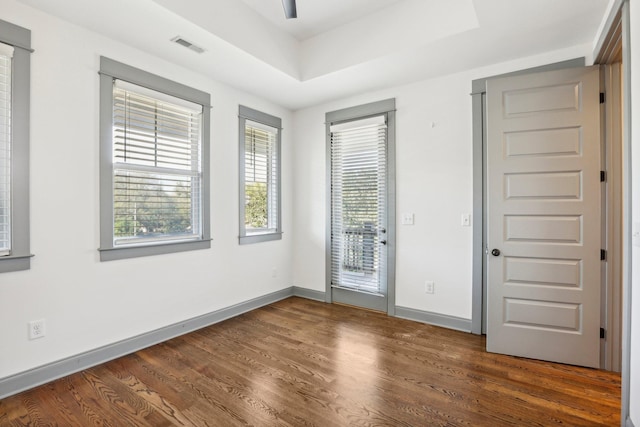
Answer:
[{"xmin": 461, "ymin": 214, "xmax": 471, "ymax": 227}]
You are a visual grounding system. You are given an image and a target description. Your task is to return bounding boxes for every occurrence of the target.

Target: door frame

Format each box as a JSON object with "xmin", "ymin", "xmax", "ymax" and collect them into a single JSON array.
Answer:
[
  {"xmin": 325, "ymin": 98, "xmax": 397, "ymax": 315},
  {"xmin": 471, "ymin": 57, "xmax": 587, "ymax": 336},
  {"xmin": 470, "ymin": 0, "xmax": 632, "ymax": 423}
]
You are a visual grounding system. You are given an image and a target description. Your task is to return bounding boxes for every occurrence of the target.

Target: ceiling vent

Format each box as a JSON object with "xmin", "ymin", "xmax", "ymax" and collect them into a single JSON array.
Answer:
[{"xmin": 171, "ymin": 36, "xmax": 205, "ymax": 54}]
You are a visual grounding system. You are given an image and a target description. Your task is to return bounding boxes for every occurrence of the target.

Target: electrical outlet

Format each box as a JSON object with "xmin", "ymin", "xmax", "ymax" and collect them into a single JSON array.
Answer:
[
  {"xmin": 401, "ymin": 213, "xmax": 414, "ymax": 225},
  {"xmin": 425, "ymin": 281, "xmax": 435, "ymax": 294},
  {"xmin": 28, "ymin": 319, "xmax": 46, "ymax": 340}
]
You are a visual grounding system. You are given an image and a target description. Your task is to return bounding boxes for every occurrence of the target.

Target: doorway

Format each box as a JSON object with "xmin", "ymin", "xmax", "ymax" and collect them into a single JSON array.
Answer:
[
  {"xmin": 471, "ymin": 56, "xmax": 626, "ymax": 370},
  {"xmin": 325, "ymin": 99, "xmax": 396, "ymax": 314}
]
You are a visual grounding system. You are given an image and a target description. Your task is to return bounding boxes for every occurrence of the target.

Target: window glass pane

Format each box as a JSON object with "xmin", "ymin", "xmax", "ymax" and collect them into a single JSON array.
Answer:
[
  {"xmin": 0, "ymin": 43, "xmax": 12, "ymax": 256},
  {"xmin": 331, "ymin": 117, "xmax": 387, "ymax": 293},
  {"xmin": 244, "ymin": 121, "xmax": 277, "ymax": 233},
  {"xmin": 114, "ymin": 170, "xmax": 200, "ymax": 244},
  {"xmin": 113, "ymin": 87, "xmax": 201, "ymax": 171},
  {"xmin": 112, "ymin": 81, "xmax": 202, "ymax": 246}
]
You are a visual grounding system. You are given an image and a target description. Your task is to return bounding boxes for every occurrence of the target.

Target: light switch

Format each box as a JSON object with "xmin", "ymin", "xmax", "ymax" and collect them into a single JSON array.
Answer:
[
  {"xmin": 401, "ymin": 213, "xmax": 414, "ymax": 225},
  {"xmin": 461, "ymin": 214, "xmax": 471, "ymax": 227}
]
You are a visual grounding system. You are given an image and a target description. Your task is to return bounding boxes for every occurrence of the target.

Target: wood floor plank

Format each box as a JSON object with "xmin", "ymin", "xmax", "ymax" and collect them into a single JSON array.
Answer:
[{"xmin": 0, "ymin": 297, "xmax": 621, "ymax": 426}]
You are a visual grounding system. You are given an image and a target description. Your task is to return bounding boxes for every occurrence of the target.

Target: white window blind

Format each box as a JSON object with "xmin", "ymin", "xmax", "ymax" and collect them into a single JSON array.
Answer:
[
  {"xmin": 330, "ymin": 115, "xmax": 387, "ymax": 294},
  {"xmin": 112, "ymin": 80, "xmax": 203, "ymax": 246},
  {"xmin": 0, "ymin": 43, "xmax": 13, "ymax": 256},
  {"xmin": 244, "ymin": 120, "xmax": 278, "ymax": 233}
]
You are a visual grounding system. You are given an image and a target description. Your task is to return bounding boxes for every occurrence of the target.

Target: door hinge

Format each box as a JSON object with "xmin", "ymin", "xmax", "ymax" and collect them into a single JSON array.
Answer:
[
  {"xmin": 600, "ymin": 92, "xmax": 605, "ymax": 104},
  {"xmin": 600, "ymin": 327, "xmax": 606, "ymax": 339},
  {"xmin": 600, "ymin": 171, "xmax": 607, "ymax": 182},
  {"xmin": 601, "ymin": 249, "xmax": 607, "ymax": 261}
]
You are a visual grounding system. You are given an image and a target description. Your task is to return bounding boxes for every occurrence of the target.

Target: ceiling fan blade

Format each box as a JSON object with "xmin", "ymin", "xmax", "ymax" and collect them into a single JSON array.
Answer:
[{"xmin": 281, "ymin": 0, "xmax": 297, "ymax": 19}]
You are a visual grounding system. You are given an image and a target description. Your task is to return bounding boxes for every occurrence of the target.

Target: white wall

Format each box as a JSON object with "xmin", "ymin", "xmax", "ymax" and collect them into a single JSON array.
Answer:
[
  {"xmin": 0, "ymin": 1, "xmax": 293, "ymax": 379},
  {"xmin": 629, "ymin": 0, "xmax": 639, "ymax": 423},
  {"xmin": 292, "ymin": 44, "xmax": 592, "ymax": 321}
]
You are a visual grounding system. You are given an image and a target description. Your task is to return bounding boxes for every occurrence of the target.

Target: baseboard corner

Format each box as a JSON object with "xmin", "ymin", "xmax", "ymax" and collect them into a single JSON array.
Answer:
[
  {"xmin": 292, "ymin": 286, "xmax": 326, "ymax": 302},
  {"xmin": 395, "ymin": 306, "xmax": 472, "ymax": 333}
]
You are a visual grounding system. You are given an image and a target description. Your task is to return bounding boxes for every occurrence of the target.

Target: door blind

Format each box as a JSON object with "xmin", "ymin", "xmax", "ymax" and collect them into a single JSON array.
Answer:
[
  {"xmin": 112, "ymin": 80, "xmax": 203, "ymax": 245},
  {"xmin": 330, "ymin": 115, "xmax": 387, "ymax": 294},
  {"xmin": 244, "ymin": 120, "xmax": 278, "ymax": 233},
  {"xmin": 0, "ymin": 43, "xmax": 13, "ymax": 256}
]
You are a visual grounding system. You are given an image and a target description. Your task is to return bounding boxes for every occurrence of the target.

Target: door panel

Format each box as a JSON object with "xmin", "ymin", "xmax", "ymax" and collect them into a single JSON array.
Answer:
[
  {"xmin": 503, "ymin": 81, "xmax": 581, "ymax": 115},
  {"xmin": 486, "ymin": 66, "xmax": 601, "ymax": 368}
]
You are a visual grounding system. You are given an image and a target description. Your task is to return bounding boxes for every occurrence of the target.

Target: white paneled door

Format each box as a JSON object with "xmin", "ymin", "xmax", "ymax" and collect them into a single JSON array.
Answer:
[{"xmin": 486, "ymin": 67, "xmax": 601, "ymax": 368}]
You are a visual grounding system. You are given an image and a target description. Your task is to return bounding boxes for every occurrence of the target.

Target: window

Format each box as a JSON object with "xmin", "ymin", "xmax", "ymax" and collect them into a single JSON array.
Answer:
[
  {"xmin": 238, "ymin": 106, "xmax": 282, "ymax": 244},
  {"xmin": 0, "ymin": 19, "xmax": 31, "ymax": 273},
  {"xmin": 99, "ymin": 57, "xmax": 211, "ymax": 261},
  {"xmin": 0, "ymin": 43, "xmax": 11, "ymax": 257}
]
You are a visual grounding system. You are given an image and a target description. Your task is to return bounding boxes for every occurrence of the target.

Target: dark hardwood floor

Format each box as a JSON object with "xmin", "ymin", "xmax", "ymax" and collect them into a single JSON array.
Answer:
[{"xmin": 0, "ymin": 297, "xmax": 621, "ymax": 426}]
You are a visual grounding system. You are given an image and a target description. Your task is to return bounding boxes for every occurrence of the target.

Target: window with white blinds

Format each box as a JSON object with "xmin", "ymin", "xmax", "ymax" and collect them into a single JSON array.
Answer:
[
  {"xmin": 112, "ymin": 81, "xmax": 203, "ymax": 246},
  {"xmin": 330, "ymin": 115, "xmax": 387, "ymax": 294},
  {"xmin": 0, "ymin": 42, "xmax": 12, "ymax": 256},
  {"xmin": 239, "ymin": 106, "xmax": 282, "ymax": 244},
  {"xmin": 99, "ymin": 57, "xmax": 211, "ymax": 261},
  {"xmin": 0, "ymin": 20, "xmax": 32, "ymax": 273}
]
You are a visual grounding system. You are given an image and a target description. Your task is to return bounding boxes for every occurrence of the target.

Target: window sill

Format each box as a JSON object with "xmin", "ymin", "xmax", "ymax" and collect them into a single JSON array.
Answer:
[
  {"xmin": 0, "ymin": 253, "xmax": 34, "ymax": 273},
  {"xmin": 99, "ymin": 239, "xmax": 211, "ymax": 261},
  {"xmin": 239, "ymin": 232, "xmax": 283, "ymax": 245}
]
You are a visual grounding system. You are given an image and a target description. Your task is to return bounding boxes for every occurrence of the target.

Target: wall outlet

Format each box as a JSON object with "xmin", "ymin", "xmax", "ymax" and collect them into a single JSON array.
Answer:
[
  {"xmin": 425, "ymin": 281, "xmax": 435, "ymax": 294},
  {"xmin": 401, "ymin": 213, "xmax": 415, "ymax": 225},
  {"xmin": 28, "ymin": 319, "xmax": 46, "ymax": 340}
]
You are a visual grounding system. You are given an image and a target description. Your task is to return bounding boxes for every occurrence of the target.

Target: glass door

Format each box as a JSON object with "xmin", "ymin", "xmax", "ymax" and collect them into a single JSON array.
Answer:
[{"xmin": 327, "ymin": 99, "xmax": 395, "ymax": 313}]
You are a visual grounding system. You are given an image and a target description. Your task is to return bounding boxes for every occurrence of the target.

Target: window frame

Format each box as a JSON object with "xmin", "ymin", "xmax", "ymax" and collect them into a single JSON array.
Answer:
[
  {"xmin": 0, "ymin": 19, "xmax": 32, "ymax": 273},
  {"xmin": 238, "ymin": 105, "xmax": 282, "ymax": 245},
  {"xmin": 99, "ymin": 57, "xmax": 211, "ymax": 261}
]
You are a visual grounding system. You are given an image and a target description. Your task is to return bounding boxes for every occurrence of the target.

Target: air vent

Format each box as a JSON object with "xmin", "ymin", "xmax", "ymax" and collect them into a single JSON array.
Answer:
[{"xmin": 170, "ymin": 36, "xmax": 205, "ymax": 54}]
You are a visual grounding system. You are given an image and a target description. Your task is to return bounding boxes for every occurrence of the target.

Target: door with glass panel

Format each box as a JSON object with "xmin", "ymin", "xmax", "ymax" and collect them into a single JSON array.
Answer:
[{"xmin": 326, "ymin": 99, "xmax": 395, "ymax": 313}]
